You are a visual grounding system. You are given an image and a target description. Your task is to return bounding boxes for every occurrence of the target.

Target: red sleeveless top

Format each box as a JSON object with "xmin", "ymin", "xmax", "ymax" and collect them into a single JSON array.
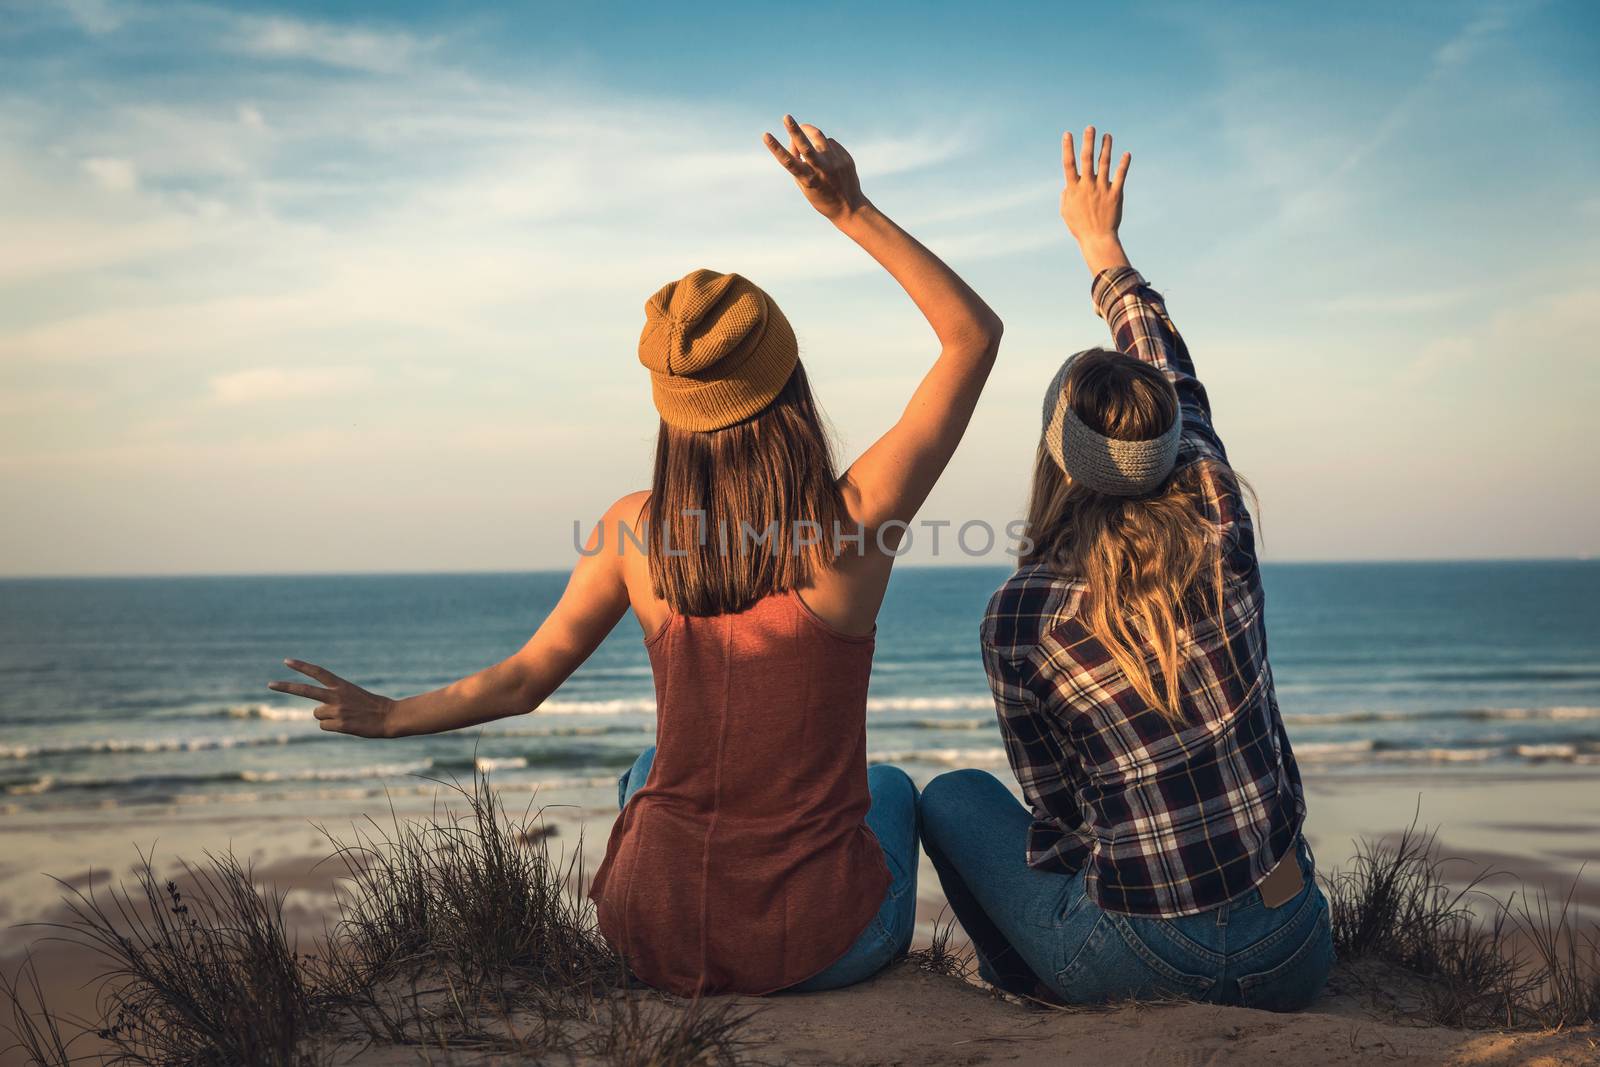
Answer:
[{"xmin": 588, "ymin": 589, "xmax": 890, "ymax": 996}]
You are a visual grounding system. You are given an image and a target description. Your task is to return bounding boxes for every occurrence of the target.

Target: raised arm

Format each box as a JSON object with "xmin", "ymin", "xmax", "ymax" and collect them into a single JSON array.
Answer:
[
  {"xmin": 763, "ymin": 116, "xmax": 1002, "ymax": 534},
  {"xmin": 267, "ymin": 497, "xmax": 634, "ymax": 738},
  {"xmin": 1061, "ymin": 126, "xmax": 1253, "ymax": 564},
  {"xmin": 1060, "ymin": 125, "xmax": 1221, "ymax": 450}
]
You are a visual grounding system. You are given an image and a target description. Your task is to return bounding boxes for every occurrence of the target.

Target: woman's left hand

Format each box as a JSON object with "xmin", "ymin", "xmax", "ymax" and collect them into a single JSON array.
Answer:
[{"xmin": 267, "ymin": 659, "xmax": 396, "ymax": 738}]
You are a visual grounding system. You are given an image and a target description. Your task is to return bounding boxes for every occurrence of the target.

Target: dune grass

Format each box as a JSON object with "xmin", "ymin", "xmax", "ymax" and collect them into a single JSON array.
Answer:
[
  {"xmin": 904, "ymin": 908, "xmax": 973, "ymax": 981},
  {"xmin": 1323, "ymin": 818, "xmax": 1600, "ymax": 1029},
  {"xmin": 4, "ymin": 785, "xmax": 1597, "ymax": 1065},
  {"xmin": 1, "ymin": 773, "xmax": 755, "ymax": 1066},
  {"xmin": 1, "ymin": 847, "xmax": 325, "ymax": 1067},
  {"xmin": 311, "ymin": 776, "xmax": 624, "ymax": 1037}
]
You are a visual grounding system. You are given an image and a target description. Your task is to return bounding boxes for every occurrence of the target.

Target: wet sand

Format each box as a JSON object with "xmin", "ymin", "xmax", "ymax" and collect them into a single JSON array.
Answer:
[{"xmin": 6, "ymin": 767, "xmax": 1598, "ymax": 932}]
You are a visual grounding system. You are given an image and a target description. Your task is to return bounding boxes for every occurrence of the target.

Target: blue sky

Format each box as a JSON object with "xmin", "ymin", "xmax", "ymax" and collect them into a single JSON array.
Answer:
[{"xmin": 0, "ymin": 0, "xmax": 1596, "ymax": 574}]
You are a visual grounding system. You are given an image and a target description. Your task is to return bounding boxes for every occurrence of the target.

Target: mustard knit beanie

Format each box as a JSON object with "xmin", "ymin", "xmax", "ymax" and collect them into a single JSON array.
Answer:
[{"xmin": 638, "ymin": 269, "xmax": 798, "ymax": 432}]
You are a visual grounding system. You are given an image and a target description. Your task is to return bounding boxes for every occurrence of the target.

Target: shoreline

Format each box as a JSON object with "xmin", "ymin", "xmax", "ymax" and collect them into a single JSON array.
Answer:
[
  {"xmin": 5, "ymin": 766, "xmax": 1600, "ymax": 931},
  {"xmin": 6, "ymin": 702, "xmax": 1597, "ymax": 822}
]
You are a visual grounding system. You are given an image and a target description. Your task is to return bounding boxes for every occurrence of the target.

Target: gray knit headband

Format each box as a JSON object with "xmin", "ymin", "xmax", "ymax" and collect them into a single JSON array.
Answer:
[{"xmin": 1041, "ymin": 350, "xmax": 1182, "ymax": 496}]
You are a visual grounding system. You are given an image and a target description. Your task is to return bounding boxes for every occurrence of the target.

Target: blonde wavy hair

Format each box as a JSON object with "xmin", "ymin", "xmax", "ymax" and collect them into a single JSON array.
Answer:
[{"xmin": 1022, "ymin": 349, "xmax": 1248, "ymax": 723}]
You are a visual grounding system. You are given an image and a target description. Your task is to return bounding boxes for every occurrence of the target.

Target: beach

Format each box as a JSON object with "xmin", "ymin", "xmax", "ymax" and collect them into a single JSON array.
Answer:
[
  {"xmin": 4, "ymin": 563, "xmax": 1599, "ymax": 1062},
  {"xmin": 4, "ymin": 767, "xmax": 1599, "ymax": 1065},
  {"xmin": 6, "ymin": 766, "xmax": 1600, "ymax": 939}
]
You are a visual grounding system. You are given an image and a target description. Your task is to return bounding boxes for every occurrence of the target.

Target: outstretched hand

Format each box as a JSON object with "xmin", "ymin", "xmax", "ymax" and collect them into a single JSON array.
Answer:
[
  {"xmin": 1060, "ymin": 125, "xmax": 1130, "ymax": 239},
  {"xmin": 1060, "ymin": 125, "xmax": 1132, "ymax": 274},
  {"xmin": 267, "ymin": 659, "xmax": 396, "ymax": 738},
  {"xmin": 763, "ymin": 115, "xmax": 867, "ymax": 224}
]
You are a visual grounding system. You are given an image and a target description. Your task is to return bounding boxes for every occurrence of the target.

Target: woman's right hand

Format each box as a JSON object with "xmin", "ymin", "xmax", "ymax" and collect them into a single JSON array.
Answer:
[
  {"xmin": 763, "ymin": 115, "xmax": 868, "ymax": 225},
  {"xmin": 267, "ymin": 659, "xmax": 397, "ymax": 738},
  {"xmin": 1060, "ymin": 125, "xmax": 1133, "ymax": 275}
]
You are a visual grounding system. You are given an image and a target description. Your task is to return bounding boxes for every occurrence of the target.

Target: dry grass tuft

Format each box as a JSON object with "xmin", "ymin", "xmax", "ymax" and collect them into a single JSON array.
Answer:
[
  {"xmin": 2, "ymin": 849, "xmax": 325, "ymax": 1066},
  {"xmin": 905, "ymin": 907, "xmax": 975, "ymax": 981},
  {"xmin": 1323, "ymin": 816, "xmax": 1600, "ymax": 1029},
  {"xmin": 1, "ymin": 773, "xmax": 756, "ymax": 1066}
]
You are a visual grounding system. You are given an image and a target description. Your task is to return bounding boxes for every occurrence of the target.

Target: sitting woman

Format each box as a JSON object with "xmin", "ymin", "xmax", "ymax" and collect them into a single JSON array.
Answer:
[
  {"xmin": 919, "ymin": 126, "xmax": 1333, "ymax": 1011},
  {"xmin": 268, "ymin": 116, "xmax": 1003, "ymax": 996}
]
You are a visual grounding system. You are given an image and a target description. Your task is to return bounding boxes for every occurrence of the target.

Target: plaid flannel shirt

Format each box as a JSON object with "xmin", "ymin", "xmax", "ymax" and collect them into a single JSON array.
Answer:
[{"xmin": 981, "ymin": 266, "xmax": 1306, "ymax": 917}]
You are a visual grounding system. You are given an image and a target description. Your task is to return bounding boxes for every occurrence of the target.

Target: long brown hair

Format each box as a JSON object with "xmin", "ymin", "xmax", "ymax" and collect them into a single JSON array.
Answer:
[
  {"xmin": 647, "ymin": 362, "xmax": 846, "ymax": 616},
  {"xmin": 1023, "ymin": 349, "xmax": 1245, "ymax": 722}
]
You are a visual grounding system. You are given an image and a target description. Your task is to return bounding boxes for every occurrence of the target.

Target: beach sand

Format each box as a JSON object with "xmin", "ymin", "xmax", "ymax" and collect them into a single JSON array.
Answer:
[
  {"xmin": 3, "ymin": 768, "xmax": 1598, "ymax": 1065},
  {"xmin": 330, "ymin": 963, "xmax": 1598, "ymax": 1066}
]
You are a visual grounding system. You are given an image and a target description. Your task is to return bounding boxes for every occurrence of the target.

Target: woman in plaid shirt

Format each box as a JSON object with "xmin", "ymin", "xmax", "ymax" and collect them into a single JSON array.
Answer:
[{"xmin": 918, "ymin": 127, "xmax": 1334, "ymax": 1010}]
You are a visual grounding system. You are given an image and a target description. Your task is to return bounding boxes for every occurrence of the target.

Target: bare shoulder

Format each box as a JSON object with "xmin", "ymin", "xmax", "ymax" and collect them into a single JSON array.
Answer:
[
  {"xmin": 572, "ymin": 492, "xmax": 650, "ymax": 559},
  {"xmin": 597, "ymin": 491, "xmax": 651, "ymax": 564},
  {"xmin": 606, "ymin": 490, "xmax": 651, "ymax": 530},
  {"xmin": 601, "ymin": 491, "xmax": 670, "ymax": 635}
]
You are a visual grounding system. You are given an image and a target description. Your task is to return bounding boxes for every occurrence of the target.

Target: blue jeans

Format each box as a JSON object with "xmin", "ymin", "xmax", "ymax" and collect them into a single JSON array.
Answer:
[
  {"xmin": 919, "ymin": 769, "xmax": 1334, "ymax": 1011},
  {"xmin": 617, "ymin": 746, "xmax": 919, "ymax": 993}
]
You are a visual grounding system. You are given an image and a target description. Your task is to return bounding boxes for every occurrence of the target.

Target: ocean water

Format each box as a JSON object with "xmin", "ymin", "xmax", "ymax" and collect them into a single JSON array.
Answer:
[{"xmin": 2, "ymin": 562, "xmax": 1598, "ymax": 815}]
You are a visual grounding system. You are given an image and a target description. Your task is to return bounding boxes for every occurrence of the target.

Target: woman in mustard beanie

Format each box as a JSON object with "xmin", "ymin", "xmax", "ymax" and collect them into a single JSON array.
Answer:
[{"xmin": 270, "ymin": 116, "xmax": 1003, "ymax": 996}]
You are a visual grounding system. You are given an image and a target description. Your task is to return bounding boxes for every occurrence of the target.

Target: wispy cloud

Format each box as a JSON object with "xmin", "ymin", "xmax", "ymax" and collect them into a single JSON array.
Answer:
[
  {"xmin": 1193, "ymin": 1, "xmax": 1534, "ymax": 266},
  {"xmin": 81, "ymin": 156, "xmax": 139, "ymax": 192},
  {"xmin": 1433, "ymin": 5, "xmax": 1513, "ymax": 69},
  {"xmin": 1392, "ymin": 279, "xmax": 1599, "ymax": 389},
  {"xmin": 61, "ymin": 0, "xmax": 123, "ymax": 34},
  {"xmin": 223, "ymin": 14, "xmax": 430, "ymax": 73},
  {"xmin": 0, "ymin": 2, "xmax": 1010, "ymax": 383},
  {"xmin": 1320, "ymin": 3, "xmax": 1521, "ymax": 185},
  {"xmin": 209, "ymin": 366, "xmax": 374, "ymax": 406},
  {"xmin": 1313, "ymin": 289, "xmax": 1476, "ymax": 315},
  {"xmin": 2, "ymin": 0, "xmax": 1593, "ymax": 571},
  {"xmin": 0, "ymin": 0, "xmax": 1031, "ymax": 584}
]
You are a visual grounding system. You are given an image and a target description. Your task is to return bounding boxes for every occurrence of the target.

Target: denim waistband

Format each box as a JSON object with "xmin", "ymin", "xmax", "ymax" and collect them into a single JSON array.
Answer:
[{"xmin": 1213, "ymin": 835, "xmax": 1314, "ymax": 927}]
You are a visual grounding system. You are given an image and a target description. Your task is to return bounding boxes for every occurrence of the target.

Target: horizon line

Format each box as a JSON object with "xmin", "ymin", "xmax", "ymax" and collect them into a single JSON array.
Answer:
[{"xmin": 1, "ymin": 556, "xmax": 1595, "ymax": 581}]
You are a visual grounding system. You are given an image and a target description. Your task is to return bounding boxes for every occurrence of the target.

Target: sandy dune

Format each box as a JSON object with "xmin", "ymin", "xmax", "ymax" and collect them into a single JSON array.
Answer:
[{"xmin": 333, "ymin": 964, "xmax": 1599, "ymax": 1066}]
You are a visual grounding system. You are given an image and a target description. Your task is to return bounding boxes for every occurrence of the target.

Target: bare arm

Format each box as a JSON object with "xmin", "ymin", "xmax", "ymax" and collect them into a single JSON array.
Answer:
[
  {"xmin": 268, "ymin": 499, "xmax": 633, "ymax": 738},
  {"xmin": 764, "ymin": 117, "xmax": 1003, "ymax": 535}
]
